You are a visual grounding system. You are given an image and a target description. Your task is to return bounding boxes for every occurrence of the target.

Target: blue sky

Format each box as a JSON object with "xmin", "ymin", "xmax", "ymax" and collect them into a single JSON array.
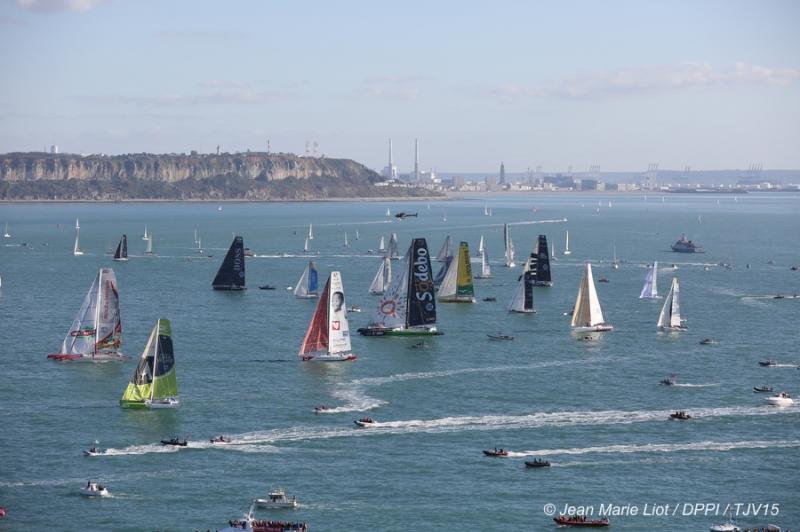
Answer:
[{"xmin": 1, "ymin": 0, "xmax": 798, "ymax": 172}]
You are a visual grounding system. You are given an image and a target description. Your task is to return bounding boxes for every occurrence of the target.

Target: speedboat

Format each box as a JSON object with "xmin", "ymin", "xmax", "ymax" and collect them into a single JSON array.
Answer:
[
  {"xmin": 670, "ymin": 411, "xmax": 692, "ymax": 420},
  {"xmin": 759, "ymin": 359, "xmax": 776, "ymax": 367},
  {"xmin": 524, "ymin": 459, "xmax": 550, "ymax": 468},
  {"xmin": 353, "ymin": 417, "xmax": 375, "ymax": 427},
  {"xmin": 258, "ymin": 285, "xmax": 276, "ymax": 290},
  {"xmin": 597, "ymin": 277, "xmax": 610, "ymax": 283},
  {"xmin": 753, "ymin": 386, "xmax": 773, "ymax": 393},
  {"xmin": 482, "ymin": 296, "xmax": 497, "ymax": 302},
  {"xmin": 314, "ymin": 405, "xmax": 329, "ymax": 414},
  {"xmin": 347, "ymin": 305, "xmax": 361, "ymax": 313},
  {"xmin": 553, "ymin": 515, "xmax": 609, "ymax": 527},
  {"xmin": 660, "ymin": 375, "xmax": 676, "ymax": 386},
  {"xmin": 0, "ymin": 506, "xmax": 6, "ymax": 518},
  {"xmin": 487, "ymin": 333, "xmax": 514, "ymax": 341},
  {"xmin": 161, "ymin": 437, "xmax": 188, "ymax": 447},
  {"xmin": 210, "ymin": 435, "xmax": 230, "ymax": 444},
  {"xmin": 80, "ymin": 482, "xmax": 110, "ymax": 497},
  {"xmin": 482, "ymin": 448, "xmax": 509, "ymax": 457},
  {"xmin": 255, "ymin": 488, "xmax": 299, "ymax": 509},
  {"xmin": 766, "ymin": 392, "xmax": 794, "ymax": 406},
  {"xmin": 709, "ymin": 514, "xmax": 740, "ymax": 531},
  {"xmin": 699, "ymin": 338, "xmax": 717, "ymax": 345},
  {"xmin": 83, "ymin": 446, "xmax": 105, "ymax": 457}
]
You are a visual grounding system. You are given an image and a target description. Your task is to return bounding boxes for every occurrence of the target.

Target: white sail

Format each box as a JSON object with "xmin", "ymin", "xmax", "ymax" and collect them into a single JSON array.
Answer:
[
  {"xmin": 308, "ymin": 223, "xmax": 314, "ymax": 240},
  {"xmin": 368, "ymin": 256, "xmax": 392, "ymax": 295},
  {"xmin": 612, "ymin": 241, "xmax": 619, "ymax": 268},
  {"xmin": 304, "ymin": 237, "xmax": 309, "ymax": 253},
  {"xmin": 142, "ymin": 225, "xmax": 149, "ymax": 240},
  {"xmin": 507, "ymin": 273, "xmax": 534, "ymax": 313},
  {"xmin": 3, "ymin": 222, "xmax": 10, "ymax": 238},
  {"xmin": 73, "ymin": 219, "xmax": 83, "ymax": 256},
  {"xmin": 571, "ymin": 263, "xmax": 612, "ymax": 331},
  {"xmin": 436, "ymin": 235, "xmax": 452, "ymax": 262},
  {"xmin": 563, "ymin": 230, "xmax": 571, "ymax": 255},
  {"xmin": 327, "ymin": 271, "xmax": 352, "ymax": 355},
  {"xmin": 437, "ymin": 253, "xmax": 459, "ymax": 299},
  {"xmin": 378, "ymin": 235, "xmax": 386, "ymax": 251},
  {"xmin": 477, "ymin": 248, "xmax": 492, "ymax": 278},
  {"xmin": 144, "ymin": 235, "xmax": 153, "ymax": 255},
  {"xmin": 478, "ymin": 234, "xmax": 484, "ymax": 255},
  {"xmin": 57, "ymin": 268, "xmax": 122, "ymax": 358},
  {"xmin": 294, "ymin": 262, "xmax": 319, "ymax": 299},
  {"xmin": 639, "ymin": 262, "xmax": 659, "ymax": 299},
  {"xmin": 484, "ymin": 205, "xmax": 489, "ymax": 216},
  {"xmin": 370, "ymin": 251, "xmax": 409, "ymax": 329},
  {"xmin": 355, "ymin": 230, "xmax": 359, "ymax": 240},
  {"xmin": 551, "ymin": 242, "xmax": 557, "ymax": 261},
  {"xmin": 344, "ymin": 232, "xmax": 349, "ymax": 248},
  {"xmin": 504, "ymin": 224, "xmax": 515, "ymax": 267},
  {"xmin": 658, "ymin": 277, "xmax": 684, "ymax": 330},
  {"xmin": 388, "ymin": 233, "xmax": 400, "ymax": 260}
]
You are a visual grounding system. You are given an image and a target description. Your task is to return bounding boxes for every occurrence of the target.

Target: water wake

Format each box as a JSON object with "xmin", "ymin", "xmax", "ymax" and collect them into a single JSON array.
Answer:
[{"xmin": 507, "ymin": 439, "xmax": 800, "ymax": 458}]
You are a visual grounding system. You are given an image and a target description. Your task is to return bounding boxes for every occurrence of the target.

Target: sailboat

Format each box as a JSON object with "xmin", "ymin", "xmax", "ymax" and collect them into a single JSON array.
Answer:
[
  {"xmin": 142, "ymin": 225, "xmax": 149, "ymax": 241},
  {"xmin": 298, "ymin": 271, "xmax": 357, "ymax": 361},
  {"xmin": 303, "ymin": 237, "xmax": 310, "ymax": 253},
  {"xmin": 113, "ymin": 235, "xmax": 128, "ymax": 262},
  {"xmin": 3, "ymin": 222, "xmax": 10, "ymax": 238},
  {"xmin": 571, "ymin": 263, "xmax": 613, "ymax": 332},
  {"xmin": 611, "ymin": 241, "xmax": 619, "ymax": 269},
  {"xmin": 475, "ymin": 248, "xmax": 492, "ymax": 279},
  {"xmin": 639, "ymin": 262, "xmax": 659, "ymax": 299},
  {"xmin": 657, "ymin": 277, "xmax": 687, "ymax": 332},
  {"xmin": 438, "ymin": 241, "xmax": 476, "ymax": 303},
  {"xmin": 378, "ymin": 235, "xmax": 386, "ymax": 252},
  {"xmin": 551, "ymin": 241, "xmax": 557, "ymax": 261},
  {"xmin": 508, "ymin": 269, "xmax": 536, "ymax": 313},
  {"xmin": 344, "ymin": 232, "xmax": 349, "ymax": 248},
  {"xmin": 120, "ymin": 318, "xmax": 180, "ymax": 408},
  {"xmin": 368, "ymin": 256, "xmax": 392, "ymax": 295},
  {"xmin": 524, "ymin": 235, "xmax": 553, "ymax": 287},
  {"xmin": 386, "ymin": 208, "xmax": 391, "ymax": 217},
  {"xmin": 144, "ymin": 234, "xmax": 154, "ymax": 255},
  {"xmin": 503, "ymin": 224, "xmax": 515, "ymax": 267},
  {"xmin": 387, "ymin": 233, "xmax": 400, "ymax": 260},
  {"xmin": 477, "ymin": 234, "xmax": 485, "ymax": 256},
  {"xmin": 294, "ymin": 261, "xmax": 319, "ymax": 299},
  {"xmin": 212, "ymin": 236, "xmax": 246, "ymax": 290},
  {"xmin": 358, "ymin": 238, "xmax": 441, "ymax": 336},
  {"xmin": 48, "ymin": 268, "xmax": 124, "ymax": 361},
  {"xmin": 435, "ymin": 235, "xmax": 453, "ymax": 262},
  {"xmin": 355, "ymin": 230, "xmax": 359, "ymax": 240},
  {"xmin": 308, "ymin": 223, "xmax": 314, "ymax": 240},
  {"xmin": 73, "ymin": 218, "xmax": 84, "ymax": 256},
  {"xmin": 483, "ymin": 205, "xmax": 489, "ymax": 216},
  {"xmin": 563, "ymin": 230, "xmax": 572, "ymax": 255}
]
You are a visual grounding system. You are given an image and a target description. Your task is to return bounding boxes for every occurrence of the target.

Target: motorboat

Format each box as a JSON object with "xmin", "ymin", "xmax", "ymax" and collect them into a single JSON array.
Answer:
[
  {"xmin": 0, "ymin": 506, "xmax": 5, "ymax": 518},
  {"xmin": 255, "ymin": 488, "xmax": 299, "ymax": 509},
  {"xmin": 210, "ymin": 435, "xmax": 230, "ymax": 444},
  {"xmin": 347, "ymin": 305, "xmax": 362, "ymax": 313},
  {"xmin": 482, "ymin": 297, "xmax": 497, "ymax": 302},
  {"xmin": 353, "ymin": 417, "xmax": 375, "ymax": 427},
  {"xmin": 709, "ymin": 513, "xmax": 740, "ymax": 531},
  {"xmin": 766, "ymin": 392, "xmax": 794, "ymax": 406},
  {"xmin": 482, "ymin": 448, "xmax": 509, "ymax": 457},
  {"xmin": 222, "ymin": 502, "xmax": 308, "ymax": 532},
  {"xmin": 670, "ymin": 411, "xmax": 692, "ymax": 420},
  {"xmin": 83, "ymin": 445, "xmax": 105, "ymax": 457},
  {"xmin": 699, "ymin": 338, "xmax": 717, "ymax": 345},
  {"xmin": 553, "ymin": 515, "xmax": 609, "ymax": 527},
  {"xmin": 161, "ymin": 437, "xmax": 188, "ymax": 447},
  {"xmin": 671, "ymin": 234, "xmax": 704, "ymax": 253},
  {"xmin": 660, "ymin": 375, "xmax": 676, "ymax": 386},
  {"xmin": 524, "ymin": 459, "xmax": 550, "ymax": 468},
  {"xmin": 258, "ymin": 285, "xmax": 276, "ymax": 290},
  {"xmin": 487, "ymin": 333, "xmax": 514, "ymax": 341},
  {"xmin": 597, "ymin": 277, "xmax": 610, "ymax": 283},
  {"xmin": 80, "ymin": 481, "xmax": 110, "ymax": 497},
  {"xmin": 753, "ymin": 386, "xmax": 773, "ymax": 393},
  {"xmin": 314, "ymin": 405, "xmax": 329, "ymax": 414},
  {"xmin": 759, "ymin": 359, "xmax": 776, "ymax": 367}
]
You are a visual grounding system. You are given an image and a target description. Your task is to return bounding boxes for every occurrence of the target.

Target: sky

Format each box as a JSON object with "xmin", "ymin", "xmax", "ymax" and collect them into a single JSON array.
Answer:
[{"xmin": 0, "ymin": 0, "xmax": 799, "ymax": 173}]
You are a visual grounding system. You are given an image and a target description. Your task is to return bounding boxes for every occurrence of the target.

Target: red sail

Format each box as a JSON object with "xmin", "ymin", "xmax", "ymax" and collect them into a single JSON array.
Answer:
[{"xmin": 299, "ymin": 277, "xmax": 330, "ymax": 356}]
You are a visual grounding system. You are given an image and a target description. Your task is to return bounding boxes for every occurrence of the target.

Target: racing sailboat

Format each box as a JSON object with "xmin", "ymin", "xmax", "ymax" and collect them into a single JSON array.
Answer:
[
  {"xmin": 476, "ymin": 248, "xmax": 492, "ymax": 279},
  {"xmin": 504, "ymin": 224, "xmax": 515, "ymax": 267},
  {"xmin": 113, "ymin": 235, "xmax": 128, "ymax": 262},
  {"xmin": 294, "ymin": 261, "xmax": 319, "ymax": 299},
  {"xmin": 571, "ymin": 263, "xmax": 613, "ymax": 332},
  {"xmin": 358, "ymin": 238, "xmax": 441, "ymax": 336},
  {"xmin": 438, "ymin": 241, "xmax": 476, "ymax": 303},
  {"xmin": 3, "ymin": 222, "xmax": 10, "ymax": 238},
  {"xmin": 388, "ymin": 233, "xmax": 400, "ymax": 260},
  {"xmin": 120, "ymin": 318, "xmax": 180, "ymax": 408},
  {"xmin": 639, "ymin": 262, "xmax": 659, "ymax": 299},
  {"xmin": 73, "ymin": 218, "xmax": 84, "ymax": 256},
  {"xmin": 563, "ymin": 230, "xmax": 572, "ymax": 255},
  {"xmin": 435, "ymin": 235, "xmax": 453, "ymax": 262},
  {"xmin": 508, "ymin": 269, "xmax": 536, "ymax": 313},
  {"xmin": 308, "ymin": 223, "xmax": 314, "ymax": 240},
  {"xmin": 344, "ymin": 232, "xmax": 349, "ymax": 248},
  {"xmin": 524, "ymin": 235, "xmax": 553, "ymax": 286},
  {"xmin": 48, "ymin": 268, "xmax": 124, "ymax": 361},
  {"xmin": 477, "ymin": 234, "xmax": 485, "ymax": 256},
  {"xmin": 212, "ymin": 236, "xmax": 246, "ymax": 290},
  {"xmin": 299, "ymin": 271, "xmax": 357, "ymax": 361},
  {"xmin": 368, "ymin": 256, "xmax": 392, "ymax": 295},
  {"xmin": 142, "ymin": 226, "xmax": 149, "ymax": 241},
  {"xmin": 658, "ymin": 277, "xmax": 687, "ymax": 331},
  {"xmin": 303, "ymin": 237, "xmax": 310, "ymax": 253},
  {"xmin": 144, "ymin": 233, "xmax": 154, "ymax": 255},
  {"xmin": 378, "ymin": 235, "xmax": 386, "ymax": 252}
]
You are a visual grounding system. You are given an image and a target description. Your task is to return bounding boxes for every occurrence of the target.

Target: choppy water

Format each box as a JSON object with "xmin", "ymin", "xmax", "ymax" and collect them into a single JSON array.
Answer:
[{"xmin": 1, "ymin": 193, "xmax": 799, "ymax": 531}]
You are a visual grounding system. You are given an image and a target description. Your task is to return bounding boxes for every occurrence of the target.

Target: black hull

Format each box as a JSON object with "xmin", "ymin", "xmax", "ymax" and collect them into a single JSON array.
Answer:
[
  {"xmin": 532, "ymin": 281, "xmax": 553, "ymax": 287},
  {"xmin": 213, "ymin": 286, "xmax": 247, "ymax": 291}
]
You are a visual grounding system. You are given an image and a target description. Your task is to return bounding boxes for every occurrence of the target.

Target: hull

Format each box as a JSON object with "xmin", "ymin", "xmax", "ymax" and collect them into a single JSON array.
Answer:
[
  {"xmin": 254, "ymin": 500, "xmax": 298, "ymax": 509},
  {"xmin": 353, "ymin": 420, "xmax": 375, "ymax": 427},
  {"xmin": 766, "ymin": 397, "xmax": 794, "ymax": 406},
  {"xmin": 357, "ymin": 327, "xmax": 442, "ymax": 337},
  {"xmin": 146, "ymin": 397, "xmax": 181, "ymax": 409},
  {"xmin": 659, "ymin": 325, "xmax": 687, "ymax": 332},
  {"xmin": 438, "ymin": 296, "xmax": 476, "ymax": 303},
  {"xmin": 509, "ymin": 309, "xmax": 536, "ymax": 314},
  {"xmin": 572, "ymin": 324, "xmax": 614, "ymax": 333},
  {"xmin": 80, "ymin": 488, "xmax": 110, "ymax": 498},
  {"xmin": 213, "ymin": 286, "xmax": 247, "ymax": 291},
  {"xmin": 48, "ymin": 352, "xmax": 126, "ymax": 362},
  {"xmin": 532, "ymin": 281, "xmax": 553, "ymax": 287},
  {"xmin": 301, "ymin": 353, "xmax": 357, "ymax": 362}
]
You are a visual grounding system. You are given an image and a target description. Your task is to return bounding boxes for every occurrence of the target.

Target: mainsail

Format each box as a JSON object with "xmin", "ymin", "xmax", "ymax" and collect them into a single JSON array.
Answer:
[
  {"xmin": 212, "ymin": 236, "xmax": 246, "ymax": 290},
  {"xmin": 526, "ymin": 235, "xmax": 553, "ymax": 286},
  {"xmin": 476, "ymin": 248, "xmax": 492, "ymax": 279},
  {"xmin": 368, "ymin": 256, "xmax": 392, "ymax": 295},
  {"xmin": 658, "ymin": 277, "xmax": 685, "ymax": 330},
  {"xmin": 639, "ymin": 262, "xmax": 659, "ymax": 299},
  {"xmin": 294, "ymin": 261, "xmax": 319, "ymax": 298},
  {"xmin": 438, "ymin": 241, "xmax": 475, "ymax": 303},
  {"xmin": 571, "ymin": 263, "xmax": 612, "ymax": 331},
  {"xmin": 378, "ymin": 235, "xmax": 386, "ymax": 251},
  {"xmin": 120, "ymin": 318, "xmax": 179, "ymax": 408},
  {"xmin": 508, "ymin": 270, "xmax": 536, "ymax": 313},
  {"xmin": 388, "ymin": 233, "xmax": 400, "ymax": 260},
  {"xmin": 504, "ymin": 224, "xmax": 515, "ymax": 267},
  {"xmin": 436, "ymin": 235, "xmax": 453, "ymax": 262},
  {"xmin": 304, "ymin": 237, "xmax": 310, "ymax": 253},
  {"xmin": 73, "ymin": 218, "xmax": 83, "ymax": 256},
  {"xmin": 49, "ymin": 268, "xmax": 122, "ymax": 360},
  {"xmin": 308, "ymin": 224, "xmax": 314, "ymax": 240},
  {"xmin": 477, "ymin": 234, "xmax": 485, "ymax": 256},
  {"xmin": 563, "ymin": 230, "xmax": 572, "ymax": 255},
  {"xmin": 344, "ymin": 232, "xmax": 349, "ymax": 248},
  {"xmin": 113, "ymin": 234, "xmax": 128, "ymax": 261},
  {"xmin": 144, "ymin": 234, "xmax": 153, "ymax": 255},
  {"xmin": 299, "ymin": 272, "xmax": 355, "ymax": 361}
]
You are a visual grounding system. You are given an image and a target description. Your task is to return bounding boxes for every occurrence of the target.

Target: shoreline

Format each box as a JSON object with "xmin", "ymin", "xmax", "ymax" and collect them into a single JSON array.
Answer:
[{"xmin": 0, "ymin": 195, "xmax": 448, "ymax": 205}]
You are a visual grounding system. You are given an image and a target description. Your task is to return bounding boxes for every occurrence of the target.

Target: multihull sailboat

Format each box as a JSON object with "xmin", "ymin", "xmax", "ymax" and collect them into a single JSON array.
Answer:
[
  {"xmin": 438, "ymin": 241, "xmax": 476, "ymax": 303},
  {"xmin": 658, "ymin": 277, "xmax": 687, "ymax": 332},
  {"xmin": 508, "ymin": 269, "xmax": 536, "ymax": 313},
  {"xmin": 503, "ymin": 224, "xmax": 515, "ymax": 267},
  {"xmin": 524, "ymin": 235, "xmax": 553, "ymax": 287},
  {"xmin": 212, "ymin": 236, "xmax": 246, "ymax": 290},
  {"xmin": 435, "ymin": 235, "xmax": 453, "ymax": 262},
  {"xmin": 120, "ymin": 318, "xmax": 180, "ymax": 408},
  {"xmin": 113, "ymin": 234, "xmax": 128, "ymax": 262},
  {"xmin": 73, "ymin": 218, "xmax": 83, "ymax": 256},
  {"xmin": 476, "ymin": 248, "xmax": 492, "ymax": 279},
  {"xmin": 294, "ymin": 261, "xmax": 319, "ymax": 299},
  {"xmin": 639, "ymin": 262, "xmax": 659, "ymax": 299},
  {"xmin": 571, "ymin": 263, "xmax": 613, "ymax": 332},
  {"xmin": 299, "ymin": 271, "xmax": 356, "ymax": 362},
  {"xmin": 563, "ymin": 230, "xmax": 572, "ymax": 255},
  {"xmin": 358, "ymin": 238, "xmax": 441, "ymax": 336},
  {"xmin": 48, "ymin": 268, "xmax": 125, "ymax": 361},
  {"xmin": 368, "ymin": 256, "xmax": 392, "ymax": 295}
]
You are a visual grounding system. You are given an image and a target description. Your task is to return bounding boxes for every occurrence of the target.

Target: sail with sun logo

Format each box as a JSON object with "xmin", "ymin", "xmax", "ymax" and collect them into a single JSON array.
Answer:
[
  {"xmin": 299, "ymin": 271, "xmax": 356, "ymax": 362},
  {"xmin": 358, "ymin": 238, "xmax": 441, "ymax": 336}
]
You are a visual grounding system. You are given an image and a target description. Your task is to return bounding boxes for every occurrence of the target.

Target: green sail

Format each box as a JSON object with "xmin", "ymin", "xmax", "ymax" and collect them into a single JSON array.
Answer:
[{"xmin": 120, "ymin": 319, "xmax": 178, "ymax": 408}]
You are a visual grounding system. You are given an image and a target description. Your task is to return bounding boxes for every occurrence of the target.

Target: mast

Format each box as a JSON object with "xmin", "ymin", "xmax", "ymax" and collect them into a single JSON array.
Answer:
[
  {"xmin": 93, "ymin": 271, "xmax": 102, "ymax": 356},
  {"xmin": 150, "ymin": 320, "xmax": 159, "ymax": 402}
]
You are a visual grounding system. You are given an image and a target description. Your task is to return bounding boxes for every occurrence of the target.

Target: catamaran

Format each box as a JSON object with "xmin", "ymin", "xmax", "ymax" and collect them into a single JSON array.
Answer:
[
  {"xmin": 144, "ymin": 234, "xmax": 154, "ymax": 255},
  {"xmin": 298, "ymin": 271, "xmax": 356, "ymax": 361},
  {"xmin": 438, "ymin": 241, "xmax": 476, "ymax": 303},
  {"xmin": 73, "ymin": 218, "xmax": 84, "ymax": 256},
  {"xmin": 435, "ymin": 235, "xmax": 453, "ymax": 262},
  {"xmin": 639, "ymin": 262, "xmax": 659, "ymax": 299},
  {"xmin": 563, "ymin": 230, "xmax": 572, "ymax": 255},
  {"xmin": 388, "ymin": 233, "xmax": 400, "ymax": 260},
  {"xmin": 368, "ymin": 256, "xmax": 392, "ymax": 295},
  {"xmin": 113, "ymin": 234, "xmax": 128, "ymax": 262},
  {"xmin": 524, "ymin": 235, "xmax": 553, "ymax": 287},
  {"xmin": 358, "ymin": 238, "xmax": 441, "ymax": 336},
  {"xmin": 142, "ymin": 225, "xmax": 149, "ymax": 241},
  {"xmin": 120, "ymin": 318, "xmax": 180, "ymax": 408},
  {"xmin": 476, "ymin": 248, "xmax": 492, "ymax": 279},
  {"xmin": 508, "ymin": 269, "xmax": 536, "ymax": 313},
  {"xmin": 48, "ymin": 268, "xmax": 124, "ymax": 361},
  {"xmin": 503, "ymin": 223, "xmax": 515, "ymax": 267},
  {"xmin": 212, "ymin": 236, "xmax": 246, "ymax": 290},
  {"xmin": 571, "ymin": 263, "xmax": 613, "ymax": 332},
  {"xmin": 378, "ymin": 235, "xmax": 386, "ymax": 252},
  {"xmin": 294, "ymin": 261, "xmax": 319, "ymax": 299},
  {"xmin": 307, "ymin": 223, "xmax": 314, "ymax": 240},
  {"xmin": 657, "ymin": 277, "xmax": 687, "ymax": 332},
  {"xmin": 3, "ymin": 222, "xmax": 10, "ymax": 238}
]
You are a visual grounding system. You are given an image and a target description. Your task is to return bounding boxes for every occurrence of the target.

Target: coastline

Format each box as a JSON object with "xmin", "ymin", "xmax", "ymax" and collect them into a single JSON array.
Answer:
[{"xmin": 0, "ymin": 195, "xmax": 448, "ymax": 205}]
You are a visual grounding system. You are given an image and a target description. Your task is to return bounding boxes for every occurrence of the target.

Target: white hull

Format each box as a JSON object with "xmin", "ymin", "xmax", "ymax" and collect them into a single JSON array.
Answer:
[
  {"xmin": 254, "ymin": 500, "xmax": 299, "ymax": 509},
  {"xmin": 83, "ymin": 450, "xmax": 105, "ymax": 457},
  {"xmin": 766, "ymin": 396, "xmax": 794, "ymax": 406},
  {"xmin": 659, "ymin": 325, "xmax": 687, "ymax": 332},
  {"xmin": 572, "ymin": 324, "xmax": 614, "ymax": 332},
  {"xmin": 73, "ymin": 251, "xmax": 84, "ymax": 256},
  {"xmin": 509, "ymin": 309, "xmax": 536, "ymax": 314},
  {"xmin": 145, "ymin": 397, "xmax": 180, "ymax": 409},
  {"xmin": 303, "ymin": 353, "xmax": 357, "ymax": 362},
  {"xmin": 80, "ymin": 487, "xmax": 110, "ymax": 497}
]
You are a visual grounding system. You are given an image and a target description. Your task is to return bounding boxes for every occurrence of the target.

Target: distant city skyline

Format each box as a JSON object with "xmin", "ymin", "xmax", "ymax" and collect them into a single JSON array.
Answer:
[{"xmin": 1, "ymin": 0, "xmax": 798, "ymax": 172}]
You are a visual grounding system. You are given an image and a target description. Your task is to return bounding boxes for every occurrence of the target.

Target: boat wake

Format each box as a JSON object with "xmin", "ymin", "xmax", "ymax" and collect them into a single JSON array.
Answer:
[
  {"xmin": 671, "ymin": 383, "xmax": 720, "ymax": 388},
  {"xmin": 102, "ymin": 444, "xmax": 182, "ymax": 456},
  {"xmin": 507, "ymin": 439, "xmax": 800, "ymax": 458},
  {"xmin": 0, "ymin": 468, "xmax": 179, "ymax": 488}
]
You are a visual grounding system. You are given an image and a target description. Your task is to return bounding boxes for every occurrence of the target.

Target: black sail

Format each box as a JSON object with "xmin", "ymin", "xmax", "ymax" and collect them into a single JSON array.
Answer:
[
  {"xmin": 212, "ymin": 236, "xmax": 246, "ymax": 290},
  {"xmin": 530, "ymin": 234, "xmax": 552, "ymax": 286},
  {"xmin": 406, "ymin": 238, "xmax": 437, "ymax": 327},
  {"xmin": 523, "ymin": 270, "xmax": 536, "ymax": 310},
  {"xmin": 113, "ymin": 234, "xmax": 128, "ymax": 260}
]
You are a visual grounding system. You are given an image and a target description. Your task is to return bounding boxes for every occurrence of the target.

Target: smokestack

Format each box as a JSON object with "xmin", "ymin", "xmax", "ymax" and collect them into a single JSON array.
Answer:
[
  {"xmin": 414, "ymin": 138, "xmax": 420, "ymax": 182},
  {"xmin": 389, "ymin": 138, "xmax": 393, "ymax": 172}
]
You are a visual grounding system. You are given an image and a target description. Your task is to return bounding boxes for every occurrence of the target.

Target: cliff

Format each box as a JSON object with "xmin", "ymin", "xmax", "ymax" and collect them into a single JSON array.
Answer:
[{"xmin": 0, "ymin": 152, "xmax": 440, "ymax": 200}]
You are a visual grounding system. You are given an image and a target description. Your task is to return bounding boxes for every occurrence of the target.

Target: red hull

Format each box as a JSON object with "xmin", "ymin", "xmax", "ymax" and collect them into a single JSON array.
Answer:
[
  {"xmin": 47, "ymin": 354, "xmax": 83, "ymax": 360},
  {"xmin": 553, "ymin": 516, "xmax": 609, "ymax": 527}
]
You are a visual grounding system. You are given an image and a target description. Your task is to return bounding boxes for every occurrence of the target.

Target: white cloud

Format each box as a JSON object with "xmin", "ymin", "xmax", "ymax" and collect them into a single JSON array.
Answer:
[
  {"xmin": 16, "ymin": 0, "xmax": 105, "ymax": 12},
  {"xmin": 492, "ymin": 62, "xmax": 800, "ymax": 101}
]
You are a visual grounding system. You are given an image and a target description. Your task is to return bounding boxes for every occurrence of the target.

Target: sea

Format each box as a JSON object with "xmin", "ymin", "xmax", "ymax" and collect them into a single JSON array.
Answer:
[{"xmin": 1, "ymin": 193, "xmax": 799, "ymax": 531}]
